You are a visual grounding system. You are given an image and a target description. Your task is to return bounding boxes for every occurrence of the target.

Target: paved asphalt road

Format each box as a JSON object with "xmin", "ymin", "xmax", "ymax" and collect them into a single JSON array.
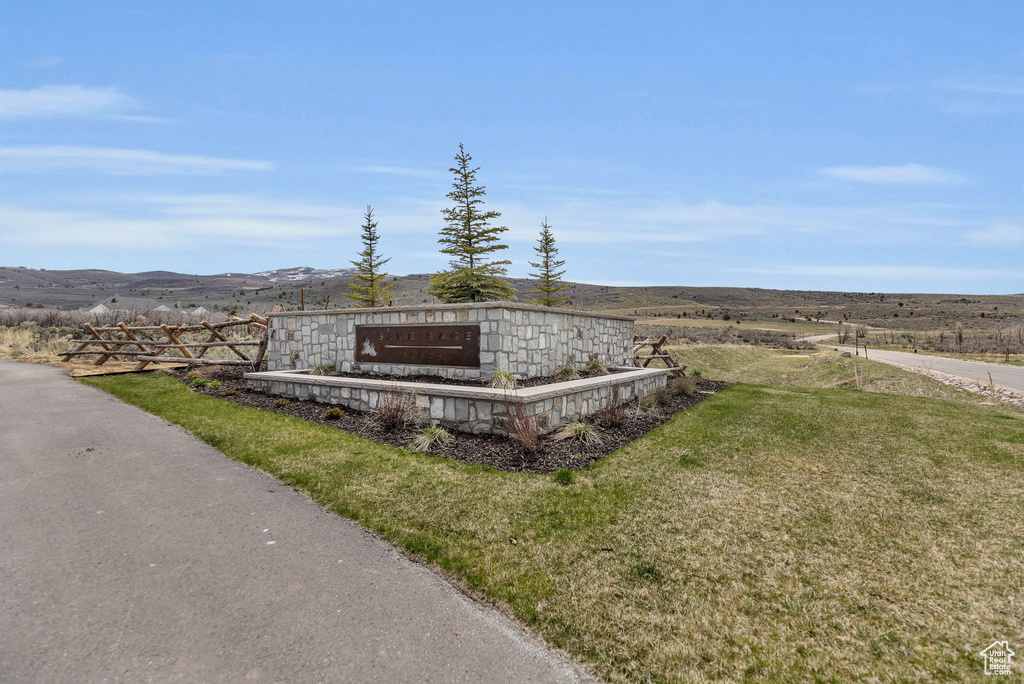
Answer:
[
  {"xmin": 826, "ymin": 345, "xmax": 1024, "ymax": 392},
  {"xmin": 0, "ymin": 361, "xmax": 594, "ymax": 683}
]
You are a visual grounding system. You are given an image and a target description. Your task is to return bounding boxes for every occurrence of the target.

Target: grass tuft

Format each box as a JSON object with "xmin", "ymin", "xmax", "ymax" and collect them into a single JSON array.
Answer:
[
  {"xmin": 554, "ymin": 419, "xmax": 603, "ymax": 444},
  {"xmin": 551, "ymin": 468, "xmax": 575, "ymax": 486},
  {"xmin": 412, "ymin": 424, "xmax": 453, "ymax": 452},
  {"xmin": 488, "ymin": 370, "xmax": 517, "ymax": 390}
]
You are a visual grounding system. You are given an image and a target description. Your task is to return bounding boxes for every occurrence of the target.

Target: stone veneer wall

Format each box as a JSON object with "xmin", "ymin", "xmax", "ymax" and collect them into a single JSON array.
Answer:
[
  {"xmin": 266, "ymin": 302, "xmax": 634, "ymax": 380},
  {"xmin": 244, "ymin": 367, "xmax": 669, "ymax": 435}
]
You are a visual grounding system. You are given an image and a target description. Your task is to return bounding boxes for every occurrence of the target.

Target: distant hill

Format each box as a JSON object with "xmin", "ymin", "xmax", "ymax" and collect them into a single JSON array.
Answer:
[
  {"xmin": 1, "ymin": 266, "xmax": 1020, "ymax": 330},
  {"xmin": 252, "ymin": 266, "xmax": 358, "ymax": 282}
]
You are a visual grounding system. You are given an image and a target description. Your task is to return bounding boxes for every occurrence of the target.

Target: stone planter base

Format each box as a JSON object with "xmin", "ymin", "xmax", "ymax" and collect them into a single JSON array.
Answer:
[{"xmin": 244, "ymin": 367, "xmax": 670, "ymax": 436}]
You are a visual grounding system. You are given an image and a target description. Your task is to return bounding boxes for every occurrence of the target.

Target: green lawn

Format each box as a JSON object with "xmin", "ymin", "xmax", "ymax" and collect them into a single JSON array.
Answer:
[{"xmin": 83, "ymin": 358, "xmax": 1024, "ymax": 682}]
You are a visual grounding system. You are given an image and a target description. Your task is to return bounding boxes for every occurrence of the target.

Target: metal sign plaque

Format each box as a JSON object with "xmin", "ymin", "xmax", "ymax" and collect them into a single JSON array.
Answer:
[{"xmin": 354, "ymin": 324, "xmax": 481, "ymax": 367}]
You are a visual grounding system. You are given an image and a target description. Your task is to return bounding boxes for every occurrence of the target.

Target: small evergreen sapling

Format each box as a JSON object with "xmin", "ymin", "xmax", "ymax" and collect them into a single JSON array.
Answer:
[
  {"xmin": 528, "ymin": 218, "xmax": 571, "ymax": 307},
  {"xmin": 427, "ymin": 144, "xmax": 515, "ymax": 303},
  {"xmin": 346, "ymin": 206, "xmax": 395, "ymax": 308}
]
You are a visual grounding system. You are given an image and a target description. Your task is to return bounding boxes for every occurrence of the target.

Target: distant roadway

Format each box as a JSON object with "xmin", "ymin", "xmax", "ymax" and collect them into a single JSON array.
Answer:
[
  {"xmin": 796, "ymin": 332, "xmax": 1024, "ymax": 392},
  {"xmin": 823, "ymin": 344, "xmax": 1024, "ymax": 393}
]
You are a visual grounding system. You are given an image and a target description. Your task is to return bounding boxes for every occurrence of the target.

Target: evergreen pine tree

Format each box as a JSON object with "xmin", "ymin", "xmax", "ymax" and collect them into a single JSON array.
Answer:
[
  {"xmin": 426, "ymin": 144, "xmax": 515, "ymax": 303},
  {"xmin": 528, "ymin": 218, "xmax": 571, "ymax": 307},
  {"xmin": 345, "ymin": 206, "xmax": 395, "ymax": 308}
]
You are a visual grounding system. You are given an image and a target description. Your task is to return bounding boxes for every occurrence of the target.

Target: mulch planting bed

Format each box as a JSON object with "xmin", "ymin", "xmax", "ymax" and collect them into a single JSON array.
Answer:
[
  {"xmin": 302, "ymin": 366, "xmax": 626, "ymax": 388},
  {"xmin": 167, "ymin": 366, "xmax": 729, "ymax": 474}
]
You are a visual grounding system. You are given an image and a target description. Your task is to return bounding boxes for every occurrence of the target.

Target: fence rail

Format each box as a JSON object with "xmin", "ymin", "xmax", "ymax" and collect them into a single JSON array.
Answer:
[
  {"xmin": 61, "ymin": 314, "xmax": 268, "ymax": 370},
  {"xmin": 633, "ymin": 334, "xmax": 687, "ymax": 378}
]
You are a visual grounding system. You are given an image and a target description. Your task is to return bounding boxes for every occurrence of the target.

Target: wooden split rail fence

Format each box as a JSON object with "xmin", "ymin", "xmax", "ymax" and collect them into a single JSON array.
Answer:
[
  {"xmin": 633, "ymin": 334, "xmax": 687, "ymax": 378},
  {"xmin": 61, "ymin": 314, "xmax": 269, "ymax": 370}
]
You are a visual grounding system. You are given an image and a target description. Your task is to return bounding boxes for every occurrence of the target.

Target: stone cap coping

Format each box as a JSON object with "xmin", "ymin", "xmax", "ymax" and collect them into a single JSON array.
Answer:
[
  {"xmin": 244, "ymin": 366, "xmax": 670, "ymax": 403},
  {"xmin": 267, "ymin": 301, "xmax": 636, "ymax": 322}
]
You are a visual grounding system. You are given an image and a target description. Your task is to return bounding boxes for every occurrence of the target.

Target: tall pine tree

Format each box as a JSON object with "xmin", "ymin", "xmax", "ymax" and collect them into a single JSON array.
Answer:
[
  {"xmin": 345, "ymin": 206, "xmax": 395, "ymax": 308},
  {"xmin": 528, "ymin": 218, "xmax": 571, "ymax": 307},
  {"xmin": 426, "ymin": 144, "xmax": 515, "ymax": 302}
]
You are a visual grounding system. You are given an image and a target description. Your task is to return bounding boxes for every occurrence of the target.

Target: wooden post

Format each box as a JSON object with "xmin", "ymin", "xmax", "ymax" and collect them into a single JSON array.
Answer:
[
  {"xmin": 86, "ymin": 323, "xmax": 122, "ymax": 365},
  {"xmin": 300, "ymin": 288, "xmax": 305, "ymax": 311},
  {"xmin": 324, "ymin": 295, "xmax": 330, "ymax": 310},
  {"xmin": 62, "ymin": 325, "xmax": 101, "ymax": 362},
  {"xmin": 118, "ymin": 323, "xmax": 151, "ymax": 354},
  {"xmin": 195, "ymin": 332, "xmax": 218, "ymax": 359},
  {"xmin": 201, "ymin": 321, "xmax": 250, "ymax": 362},
  {"xmin": 161, "ymin": 325, "xmax": 194, "ymax": 358},
  {"xmin": 253, "ymin": 325, "xmax": 268, "ymax": 371}
]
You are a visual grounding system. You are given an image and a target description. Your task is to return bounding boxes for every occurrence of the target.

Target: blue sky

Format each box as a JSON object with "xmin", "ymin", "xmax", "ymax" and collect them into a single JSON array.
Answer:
[{"xmin": 1, "ymin": 1, "xmax": 1021, "ymax": 294}]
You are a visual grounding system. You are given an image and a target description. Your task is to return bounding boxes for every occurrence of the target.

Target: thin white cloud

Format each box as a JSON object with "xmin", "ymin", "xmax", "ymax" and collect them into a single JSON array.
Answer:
[
  {"xmin": 499, "ymin": 198, "xmax": 994, "ymax": 246},
  {"xmin": 937, "ymin": 81, "xmax": 1024, "ymax": 97},
  {"xmin": 964, "ymin": 223, "xmax": 1024, "ymax": 246},
  {"xmin": 729, "ymin": 265, "xmax": 1019, "ymax": 281},
  {"xmin": 0, "ymin": 193, "xmax": 448, "ymax": 249},
  {"xmin": 0, "ymin": 199, "xmax": 352, "ymax": 249},
  {"xmin": 342, "ymin": 165, "xmax": 442, "ymax": 179},
  {"xmin": 26, "ymin": 56, "xmax": 66, "ymax": 69},
  {"xmin": 0, "ymin": 85, "xmax": 139, "ymax": 119},
  {"xmin": 1, "ymin": 146, "xmax": 272, "ymax": 175},
  {"xmin": 819, "ymin": 163, "xmax": 967, "ymax": 185}
]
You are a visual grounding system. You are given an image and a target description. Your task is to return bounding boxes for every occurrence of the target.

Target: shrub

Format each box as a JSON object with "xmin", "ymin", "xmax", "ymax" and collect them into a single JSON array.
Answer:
[
  {"xmin": 190, "ymin": 377, "xmax": 211, "ymax": 388},
  {"xmin": 556, "ymin": 365, "xmax": 579, "ymax": 379},
  {"xmin": 504, "ymin": 398, "xmax": 542, "ymax": 452},
  {"xmin": 489, "ymin": 370, "xmax": 517, "ymax": 390},
  {"xmin": 595, "ymin": 387, "xmax": 627, "ymax": 428},
  {"xmin": 640, "ymin": 387, "xmax": 671, "ymax": 410},
  {"xmin": 413, "ymin": 424, "xmax": 453, "ymax": 452},
  {"xmin": 376, "ymin": 391, "xmax": 416, "ymax": 430},
  {"xmin": 670, "ymin": 377, "xmax": 697, "ymax": 396},
  {"xmin": 208, "ymin": 380, "xmax": 222, "ymax": 390},
  {"xmin": 274, "ymin": 398, "xmax": 290, "ymax": 407},
  {"xmin": 585, "ymin": 355, "xmax": 608, "ymax": 375},
  {"xmin": 552, "ymin": 468, "xmax": 574, "ymax": 486},
  {"xmin": 324, "ymin": 407, "xmax": 344, "ymax": 420},
  {"xmin": 554, "ymin": 420, "xmax": 603, "ymax": 444}
]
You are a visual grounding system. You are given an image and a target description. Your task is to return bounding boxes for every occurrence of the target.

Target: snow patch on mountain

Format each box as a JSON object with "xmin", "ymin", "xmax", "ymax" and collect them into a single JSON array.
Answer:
[{"xmin": 253, "ymin": 266, "xmax": 358, "ymax": 282}]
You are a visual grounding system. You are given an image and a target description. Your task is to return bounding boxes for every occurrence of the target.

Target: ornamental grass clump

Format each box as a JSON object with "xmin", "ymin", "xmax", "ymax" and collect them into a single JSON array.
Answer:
[
  {"xmin": 376, "ymin": 391, "xmax": 416, "ymax": 431},
  {"xmin": 324, "ymin": 407, "xmax": 344, "ymax": 420},
  {"xmin": 595, "ymin": 388, "xmax": 627, "ymax": 428},
  {"xmin": 554, "ymin": 420, "xmax": 603, "ymax": 445},
  {"xmin": 489, "ymin": 370, "xmax": 517, "ymax": 390},
  {"xmin": 412, "ymin": 424, "xmax": 453, "ymax": 452},
  {"xmin": 640, "ymin": 387, "xmax": 672, "ymax": 410},
  {"xmin": 274, "ymin": 398, "xmax": 290, "ymax": 407},
  {"xmin": 503, "ymin": 398, "xmax": 542, "ymax": 453},
  {"xmin": 585, "ymin": 355, "xmax": 608, "ymax": 375},
  {"xmin": 556, "ymin": 365, "xmax": 579, "ymax": 379},
  {"xmin": 670, "ymin": 376, "xmax": 698, "ymax": 396}
]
